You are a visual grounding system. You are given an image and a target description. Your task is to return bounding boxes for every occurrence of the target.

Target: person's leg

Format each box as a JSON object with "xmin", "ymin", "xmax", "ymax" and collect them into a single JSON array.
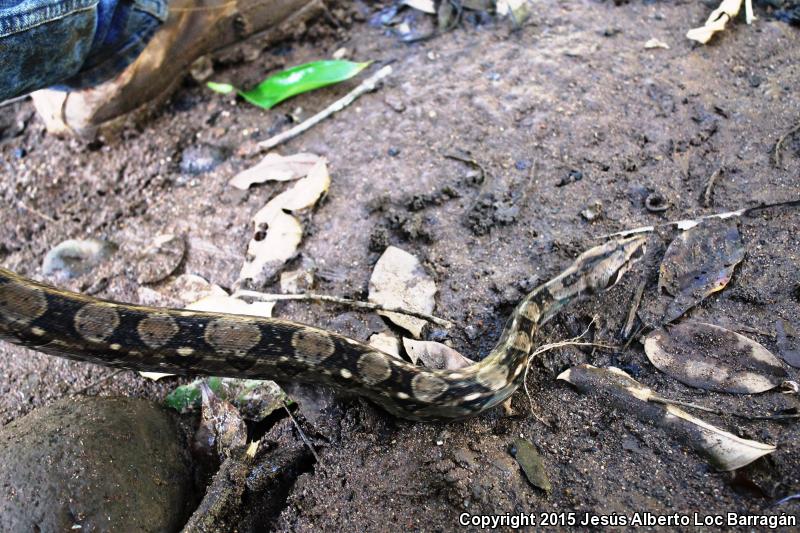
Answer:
[
  {"xmin": 32, "ymin": 0, "xmax": 324, "ymax": 138},
  {"xmin": 0, "ymin": 0, "xmax": 167, "ymax": 101}
]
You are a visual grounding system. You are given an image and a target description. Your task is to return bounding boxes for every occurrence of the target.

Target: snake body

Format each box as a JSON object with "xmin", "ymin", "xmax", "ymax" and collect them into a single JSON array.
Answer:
[{"xmin": 0, "ymin": 237, "xmax": 645, "ymax": 421}]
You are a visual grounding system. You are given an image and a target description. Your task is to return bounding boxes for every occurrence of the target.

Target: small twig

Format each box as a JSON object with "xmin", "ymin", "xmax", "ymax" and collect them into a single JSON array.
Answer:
[
  {"xmin": 649, "ymin": 396, "xmax": 800, "ymax": 421},
  {"xmin": 283, "ymin": 403, "xmax": 320, "ymax": 462},
  {"xmin": 257, "ymin": 65, "xmax": 393, "ymax": 152},
  {"xmin": 621, "ymin": 276, "xmax": 647, "ymax": 340},
  {"xmin": 774, "ymin": 121, "xmax": 800, "ymax": 168},
  {"xmin": 596, "ymin": 199, "xmax": 800, "ymax": 239},
  {"xmin": 0, "ymin": 94, "xmax": 30, "ymax": 109},
  {"xmin": 71, "ymin": 368, "xmax": 125, "ymax": 395},
  {"xmin": 232, "ymin": 289, "xmax": 453, "ymax": 328},
  {"xmin": 17, "ymin": 200, "xmax": 56, "ymax": 223},
  {"xmin": 702, "ymin": 165, "xmax": 723, "ymax": 207}
]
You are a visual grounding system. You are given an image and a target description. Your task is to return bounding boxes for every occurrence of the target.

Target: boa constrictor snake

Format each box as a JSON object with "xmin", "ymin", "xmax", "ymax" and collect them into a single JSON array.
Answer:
[{"xmin": 0, "ymin": 236, "xmax": 645, "ymax": 421}]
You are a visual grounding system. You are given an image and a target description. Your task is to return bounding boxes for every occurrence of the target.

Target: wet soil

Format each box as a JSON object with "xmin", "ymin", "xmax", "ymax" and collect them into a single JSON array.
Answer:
[{"xmin": 1, "ymin": 0, "xmax": 799, "ymax": 530}]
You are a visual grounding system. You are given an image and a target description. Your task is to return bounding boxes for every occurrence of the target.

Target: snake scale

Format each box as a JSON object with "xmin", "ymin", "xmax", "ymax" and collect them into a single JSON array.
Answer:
[{"xmin": 0, "ymin": 236, "xmax": 645, "ymax": 421}]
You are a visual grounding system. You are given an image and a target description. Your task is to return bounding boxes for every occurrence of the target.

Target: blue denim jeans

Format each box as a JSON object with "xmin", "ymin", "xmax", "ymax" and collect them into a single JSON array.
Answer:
[{"xmin": 0, "ymin": 0, "xmax": 167, "ymax": 101}]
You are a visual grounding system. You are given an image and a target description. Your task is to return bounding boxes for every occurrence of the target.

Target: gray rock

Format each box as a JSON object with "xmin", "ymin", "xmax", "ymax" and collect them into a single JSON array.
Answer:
[{"xmin": 0, "ymin": 396, "xmax": 195, "ymax": 532}]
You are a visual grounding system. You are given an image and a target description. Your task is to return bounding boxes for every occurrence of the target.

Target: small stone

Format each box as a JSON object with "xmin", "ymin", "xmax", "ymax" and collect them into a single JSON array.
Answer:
[
  {"xmin": 387, "ymin": 147, "xmax": 400, "ymax": 157},
  {"xmin": 179, "ymin": 144, "xmax": 229, "ymax": 175}
]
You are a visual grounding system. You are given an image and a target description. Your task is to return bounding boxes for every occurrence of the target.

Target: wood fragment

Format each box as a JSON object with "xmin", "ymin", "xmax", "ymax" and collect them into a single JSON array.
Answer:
[
  {"xmin": 257, "ymin": 65, "xmax": 393, "ymax": 152},
  {"xmin": 702, "ymin": 166, "xmax": 723, "ymax": 207}
]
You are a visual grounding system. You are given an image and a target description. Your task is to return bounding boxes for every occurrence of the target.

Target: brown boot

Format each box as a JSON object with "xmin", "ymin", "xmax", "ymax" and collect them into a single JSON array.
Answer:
[{"xmin": 32, "ymin": 0, "xmax": 325, "ymax": 138}]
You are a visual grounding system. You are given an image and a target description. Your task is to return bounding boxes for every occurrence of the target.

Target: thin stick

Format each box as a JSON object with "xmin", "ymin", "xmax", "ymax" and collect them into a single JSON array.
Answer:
[
  {"xmin": 0, "ymin": 95, "xmax": 29, "ymax": 108},
  {"xmin": 283, "ymin": 403, "xmax": 320, "ymax": 462},
  {"xmin": 257, "ymin": 65, "xmax": 393, "ymax": 152},
  {"xmin": 596, "ymin": 199, "xmax": 800, "ymax": 239},
  {"xmin": 621, "ymin": 276, "xmax": 647, "ymax": 340},
  {"xmin": 232, "ymin": 289, "xmax": 454, "ymax": 328},
  {"xmin": 71, "ymin": 368, "xmax": 125, "ymax": 395},
  {"xmin": 702, "ymin": 165, "xmax": 723, "ymax": 208},
  {"xmin": 17, "ymin": 200, "xmax": 56, "ymax": 223},
  {"xmin": 774, "ymin": 121, "xmax": 800, "ymax": 168},
  {"xmin": 649, "ymin": 396, "xmax": 800, "ymax": 421}
]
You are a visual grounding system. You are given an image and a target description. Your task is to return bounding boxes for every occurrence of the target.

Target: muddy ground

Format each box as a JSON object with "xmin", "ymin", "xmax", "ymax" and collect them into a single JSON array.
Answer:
[{"xmin": 1, "ymin": 0, "xmax": 799, "ymax": 530}]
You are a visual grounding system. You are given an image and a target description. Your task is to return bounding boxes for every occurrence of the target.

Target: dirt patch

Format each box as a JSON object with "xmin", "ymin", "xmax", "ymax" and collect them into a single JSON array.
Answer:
[{"xmin": 1, "ymin": 0, "xmax": 799, "ymax": 530}]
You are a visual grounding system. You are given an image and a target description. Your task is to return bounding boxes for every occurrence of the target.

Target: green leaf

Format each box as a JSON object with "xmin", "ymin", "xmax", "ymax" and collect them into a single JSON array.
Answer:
[
  {"xmin": 206, "ymin": 81, "xmax": 235, "ymax": 94},
  {"xmin": 165, "ymin": 376, "xmax": 222, "ymax": 413},
  {"xmin": 239, "ymin": 60, "xmax": 371, "ymax": 109}
]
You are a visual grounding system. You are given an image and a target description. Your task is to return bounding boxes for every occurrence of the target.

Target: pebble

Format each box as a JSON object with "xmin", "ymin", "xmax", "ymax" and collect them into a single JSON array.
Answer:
[{"xmin": 179, "ymin": 143, "xmax": 229, "ymax": 175}]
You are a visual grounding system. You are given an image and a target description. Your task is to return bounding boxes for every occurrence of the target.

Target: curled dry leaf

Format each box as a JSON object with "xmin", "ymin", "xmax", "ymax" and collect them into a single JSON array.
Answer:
[
  {"xmin": 239, "ymin": 159, "xmax": 330, "ymax": 285},
  {"xmin": 557, "ymin": 365, "xmax": 776, "ymax": 471},
  {"xmin": 510, "ymin": 438, "xmax": 552, "ymax": 493},
  {"xmin": 229, "ymin": 152, "xmax": 321, "ymax": 190},
  {"xmin": 368, "ymin": 332, "xmax": 401, "ymax": 358},
  {"xmin": 136, "ymin": 234, "xmax": 186, "ymax": 284},
  {"xmin": 644, "ymin": 321, "xmax": 788, "ymax": 394},
  {"xmin": 368, "ymin": 246, "xmax": 437, "ymax": 338},
  {"xmin": 657, "ymin": 219, "xmax": 745, "ymax": 324},
  {"xmin": 686, "ymin": 0, "xmax": 751, "ymax": 44},
  {"xmin": 402, "ymin": 338, "xmax": 475, "ymax": 369}
]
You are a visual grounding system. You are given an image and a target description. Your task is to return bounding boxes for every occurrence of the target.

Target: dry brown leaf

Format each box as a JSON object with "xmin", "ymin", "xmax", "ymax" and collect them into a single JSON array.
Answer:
[
  {"xmin": 686, "ymin": 0, "xmax": 751, "ymax": 44},
  {"xmin": 229, "ymin": 152, "xmax": 320, "ymax": 189},
  {"xmin": 368, "ymin": 332, "xmax": 401, "ymax": 358},
  {"xmin": 644, "ymin": 321, "xmax": 788, "ymax": 394},
  {"xmin": 402, "ymin": 338, "xmax": 475, "ymax": 369},
  {"xmin": 368, "ymin": 246, "xmax": 437, "ymax": 338},
  {"xmin": 238, "ymin": 159, "xmax": 330, "ymax": 285},
  {"xmin": 558, "ymin": 365, "xmax": 775, "ymax": 471},
  {"xmin": 656, "ymin": 219, "xmax": 745, "ymax": 325}
]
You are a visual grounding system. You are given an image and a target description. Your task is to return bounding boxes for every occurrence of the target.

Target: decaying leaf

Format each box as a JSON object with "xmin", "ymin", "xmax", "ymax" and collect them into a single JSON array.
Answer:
[
  {"xmin": 197, "ymin": 382, "xmax": 248, "ymax": 458},
  {"xmin": 557, "ymin": 365, "xmax": 776, "ymax": 471},
  {"xmin": 368, "ymin": 332, "xmax": 401, "ymax": 358},
  {"xmin": 135, "ymin": 234, "xmax": 186, "ymax": 284},
  {"xmin": 368, "ymin": 246, "xmax": 437, "ymax": 338},
  {"xmin": 686, "ymin": 0, "xmax": 753, "ymax": 44},
  {"xmin": 239, "ymin": 159, "xmax": 330, "ymax": 285},
  {"xmin": 42, "ymin": 238, "xmax": 118, "ymax": 280},
  {"xmin": 657, "ymin": 219, "xmax": 745, "ymax": 324},
  {"xmin": 510, "ymin": 438, "xmax": 552, "ymax": 493},
  {"xmin": 402, "ymin": 338, "xmax": 475, "ymax": 369},
  {"xmin": 644, "ymin": 322, "xmax": 788, "ymax": 394},
  {"xmin": 229, "ymin": 152, "xmax": 321, "ymax": 190}
]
